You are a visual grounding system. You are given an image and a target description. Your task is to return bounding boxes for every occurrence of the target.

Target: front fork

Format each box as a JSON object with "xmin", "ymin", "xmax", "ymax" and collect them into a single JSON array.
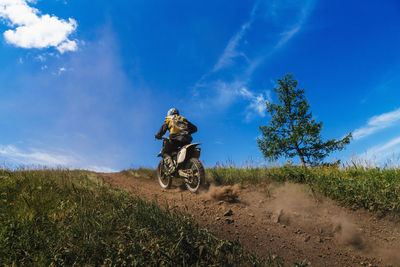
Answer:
[{"xmin": 163, "ymin": 155, "xmax": 176, "ymax": 175}]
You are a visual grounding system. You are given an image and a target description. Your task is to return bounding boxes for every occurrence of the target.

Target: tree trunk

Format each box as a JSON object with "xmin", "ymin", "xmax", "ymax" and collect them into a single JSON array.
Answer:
[
  {"xmin": 295, "ymin": 144, "xmax": 306, "ymax": 166},
  {"xmin": 298, "ymin": 152, "xmax": 306, "ymax": 166},
  {"xmin": 287, "ymin": 101, "xmax": 306, "ymax": 167}
]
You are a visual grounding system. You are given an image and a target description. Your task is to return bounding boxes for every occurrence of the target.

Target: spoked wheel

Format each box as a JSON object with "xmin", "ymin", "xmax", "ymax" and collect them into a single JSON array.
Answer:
[
  {"xmin": 184, "ymin": 158, "xmax": 205, "ymax": 193},
  {"xmin": 157, "ymin": 160, "xmax": 172, "ymax": 189}
]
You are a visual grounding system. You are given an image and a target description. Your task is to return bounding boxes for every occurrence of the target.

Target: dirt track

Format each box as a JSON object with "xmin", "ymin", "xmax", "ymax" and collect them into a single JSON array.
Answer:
[{"xmin": 100, "ymin": 172, "xmax": 400, "ymax": 266}]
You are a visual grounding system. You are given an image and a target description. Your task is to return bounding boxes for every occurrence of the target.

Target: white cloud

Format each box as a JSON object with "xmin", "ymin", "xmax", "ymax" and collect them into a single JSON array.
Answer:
[
  {"xmin": 274, "ymin": 0, "xmax": 314, "ymax": 50},
  {"xmin": 50, "ymin": 66, "xmax": 67, "ymax": 75},
  {"xmin": 0, "ymin": 0, "xmax": 78, "ymax": 53},
  {"xmin": 275, "ymin": 25, "xmax": 301, "ymax": 49},
  {"xmin": 202, "ymin": 80, "xmax": 269, "ymax": 120},
  {"xmin": 0, "ymin": 144, "xmax": 117, "ymax": 171},
  {"xmin": 368, "ymin": 137, "xmax": 400, "ymax": 155},
  {"xmin": 240, "ymin": 87, "xmax": 270, "ymax": 120},
  {"xmin": 249, "ymin": 94, "xmax": 267, "ymax": 116},
  {"xmin": 35, "ymin": 54, "xmax": 45, "ymax": 61},
  {"xmin": 239, "ymin": 87, "xmax": 253, "ymax": 98},
  {"xmin": 57, "ymin": 39, "xmax": 77, "ymax": 53},
  {"xmin": 58, "ymin": 66, "xmax": 66, "ymax": 74},
  {"xmin": 212, "ymin": 3, "xmax": 258, "ymax": 72},
  {"xmin": 87, "ymin": 165, "xmax": 118, "ymax": 173},
  {"xmin": 353, "ymin": 107, "xmax": 400, "ymax": 140},
  {"xmin": 213, "ymin": 21, "xmax": 252, "ymax": 72},
  {"xmin": 0, "ymin": 145, "xmax": 76, "ymax": 166},
  {"xmin": 359, "ymin": 136, "xmax": 400, "ymax": 166},
  {"xmin": 213, "ymin": 80, "xmax": 246, "ymax": 109}
]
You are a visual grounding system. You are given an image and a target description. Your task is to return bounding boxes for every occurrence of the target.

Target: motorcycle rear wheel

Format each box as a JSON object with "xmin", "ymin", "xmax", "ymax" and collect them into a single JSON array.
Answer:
[
  {"xmin": 157, "ymin": 160, "xmax": 172, "ymax": 189},
  {"xmin": 184, "ymin": 158, "xmax": 205, "ymax": 193}
]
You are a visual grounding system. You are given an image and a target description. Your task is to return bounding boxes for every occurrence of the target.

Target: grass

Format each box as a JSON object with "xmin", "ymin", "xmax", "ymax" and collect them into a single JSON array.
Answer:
[
  {"xmin": 206, "ymin": 164, "xmax": 400, "ymax": 214},
  {"xmin": 6, "ymin": 164, "xmax": 394, "ymax": 265},
  {"xmin": 0, "ymin": 168, "xmax": 284, "ymax": 266}
]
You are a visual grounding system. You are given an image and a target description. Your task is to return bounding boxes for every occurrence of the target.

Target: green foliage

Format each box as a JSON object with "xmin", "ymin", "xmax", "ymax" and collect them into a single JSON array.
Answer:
[
  {"xmin": 257, "ymin": 74, "xmax": 351, "ymax": 166},
  {"xmin": 308, "ymin": 166, "xmax": 400, "ymax": 213},
  {"xmin": 206, "ymin": 165, "xmax": 400, "ymax": 214},
  {"xmin": 0, "ymin": 169, "xmax": 275, "ymax": 266}
]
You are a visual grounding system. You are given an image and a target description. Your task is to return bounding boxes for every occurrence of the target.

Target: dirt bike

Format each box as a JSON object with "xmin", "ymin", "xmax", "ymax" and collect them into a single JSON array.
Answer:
[{"xmin": 157, "ymin": 137, "xmax": 205, "ymax": 193}]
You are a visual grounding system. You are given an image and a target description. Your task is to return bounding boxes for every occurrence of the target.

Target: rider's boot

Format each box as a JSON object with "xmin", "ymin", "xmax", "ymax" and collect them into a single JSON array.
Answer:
[{"xmin": 163, "ymin": 155, "xmax": 176, "ymax": 175}]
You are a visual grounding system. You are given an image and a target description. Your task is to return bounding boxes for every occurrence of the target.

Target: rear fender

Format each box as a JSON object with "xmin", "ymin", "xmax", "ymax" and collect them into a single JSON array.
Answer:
[{"xmin": 177, "ymin": 143, "xmax": 201, "ymax": 164}]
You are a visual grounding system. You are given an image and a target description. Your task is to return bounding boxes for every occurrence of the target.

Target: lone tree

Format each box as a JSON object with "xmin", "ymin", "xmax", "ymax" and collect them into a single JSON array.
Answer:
[{"xmin": 257, "ymin": 74, "xmax": 351, "ymax": 166}]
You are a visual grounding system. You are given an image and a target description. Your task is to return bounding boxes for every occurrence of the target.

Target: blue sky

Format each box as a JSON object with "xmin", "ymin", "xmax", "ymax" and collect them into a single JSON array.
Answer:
[{"xmin": 1, "ymin": 0, "xmax": 400, "ymax": 171}]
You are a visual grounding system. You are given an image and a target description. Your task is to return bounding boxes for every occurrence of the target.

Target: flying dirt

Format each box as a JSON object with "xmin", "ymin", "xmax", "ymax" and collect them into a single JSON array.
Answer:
[{"xmin": 100, "ymin": 172, "xmax": 400, "ymax": 267}]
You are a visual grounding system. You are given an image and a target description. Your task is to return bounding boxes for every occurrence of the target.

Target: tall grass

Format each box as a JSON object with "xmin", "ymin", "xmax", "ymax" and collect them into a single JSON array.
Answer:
[
  {"xmin": 206, "ymin": 164, "xmax": 400, "ymax": 214},
  {"xmin": 0, "ymin": 168, "xmax": 280, "ymax": 266}
]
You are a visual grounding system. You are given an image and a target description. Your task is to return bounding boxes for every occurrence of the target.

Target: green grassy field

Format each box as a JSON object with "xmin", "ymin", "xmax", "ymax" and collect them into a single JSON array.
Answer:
[
  {"xmin": 4, "ymin": 164, "xmax": 397, "ymax": 265},
  {"xmin": 0, "ymin": 169, "xmax": 281, "ymax": 266}
]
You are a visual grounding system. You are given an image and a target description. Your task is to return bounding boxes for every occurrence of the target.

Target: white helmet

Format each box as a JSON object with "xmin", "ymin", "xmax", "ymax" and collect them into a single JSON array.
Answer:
[{"xmin": 167, "ymin": 108, "xmax": 179, "ymax": 116}]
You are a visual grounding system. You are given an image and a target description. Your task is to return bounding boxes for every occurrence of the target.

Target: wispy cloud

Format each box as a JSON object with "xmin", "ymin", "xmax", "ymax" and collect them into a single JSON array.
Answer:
[
  {"xmin": 212, "ymin": 3, "xmax": 259, "ymax": 72},
  {"xmin": 247, "ymin": 0, "xmax": 315, "ymax": 74},
  {"xmin": 0, "ymin": 0, "xmax": 78, "ymax": 53},
  {"xmin": 212, "ymin": 22, "xmax": 251, "ymax": 72},
  {"xmin": 0, "ymin": 144, "xmax": 76, "ymax": 166},
  {"xmin": 0, "ymin": 144, "xmax": 117, "ymax": 171},
  {"xmin": 208, "ymin": 80, "xmax": 247, "ymax": 109},
  {"xmin": 197, "ymin": 79, "xmax": 270, "ymax": 122},
  {"xmin": 87, "ymin": 165, "xmax": 117, "ymax": 173},
  {"xmin": 358, "ymin": 136, "xmax": 400, "ymax": 166},
  {"xmin": 240, "ymin": 87, "xmax": 271, "ymax": 120},
  {"xmin": 0, "ymin": 26, "xmax": 155, "ymax": 170},
  {"xmin": 53, "ymin": 66, "xmax": 67, "ymax": 75},
  {"xmin": 353, "ymin": 107, "xmax": 400, "ymax": 140},
  {"xmin": 192, "ymin": 0, "xmax": 315, "ymax": 120},
  {"xmin": 368, "ymin": 136, "xmax": 400, "ymax": 155},
  {"xmin": 274, "ymin": 0, "xmax": 314, "ymax": 50}
]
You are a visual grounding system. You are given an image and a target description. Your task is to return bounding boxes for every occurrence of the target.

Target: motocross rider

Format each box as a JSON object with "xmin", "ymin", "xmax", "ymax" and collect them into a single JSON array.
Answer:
[{"xmin": 155, "ymin": 108, "xmax": 197, "ymax": 174}]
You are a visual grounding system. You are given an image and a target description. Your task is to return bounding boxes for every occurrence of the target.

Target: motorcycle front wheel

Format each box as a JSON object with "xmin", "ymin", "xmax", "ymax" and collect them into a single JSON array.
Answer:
[
  {"xmin": 184, "ymin": 158, "xmax": 205, "ymax": 193},
  {"xmin": 157, "ymin": 160, "xmax": 172, "ymax": 189}
]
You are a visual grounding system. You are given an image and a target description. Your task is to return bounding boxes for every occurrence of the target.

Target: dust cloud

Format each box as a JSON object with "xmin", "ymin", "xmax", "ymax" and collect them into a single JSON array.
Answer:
[
  {"xmin": 205, "ymin": 184, "xmax": 240, "ymax": 202},
  {"xmin": 244, "ymin": 182, "xmax": 400, "ymax": 266},
  {"xmin": 332, "ymin": 218, "xmax": 366, "ymax": 249},
  {"xmin": 266, "ymin": 183, "xmax": 370, "ymax": 250},
  {"xmin": 266, "ymin": 183, "xmax": 316, "ymax": 226}
]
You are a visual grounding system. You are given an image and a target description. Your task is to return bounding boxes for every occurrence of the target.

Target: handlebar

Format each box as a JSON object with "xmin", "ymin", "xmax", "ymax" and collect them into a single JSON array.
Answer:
[
  {"xmin": 155, "ymin": 135, "xmax": 169, "ymax": 141},
  {"xmin": 155, "ymin": 137, "xmax": 169, "ymax": 141}
]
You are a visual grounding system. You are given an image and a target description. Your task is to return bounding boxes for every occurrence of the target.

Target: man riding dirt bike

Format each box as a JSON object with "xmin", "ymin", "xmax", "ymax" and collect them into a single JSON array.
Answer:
[{"xmin": 155, "ymin": 108, "xmax": 205, "ymax": 192}]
